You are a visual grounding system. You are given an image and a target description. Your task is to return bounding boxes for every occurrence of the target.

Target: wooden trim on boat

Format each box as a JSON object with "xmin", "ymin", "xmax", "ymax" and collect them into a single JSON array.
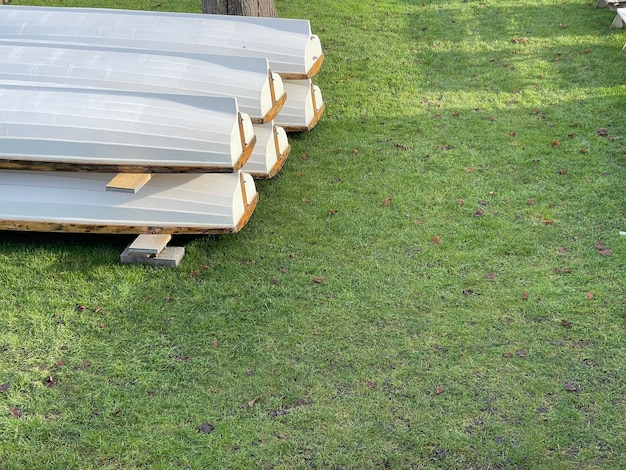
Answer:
[
  {"xmin": 250, "ymin": 92, "xmax": 287, "ymax": 125},
  {"xmin": 279, "ymin": 53, "xmax": 325, "ymax": 80},
  {"xmin": 0, "ymin": 158, "xmax": 253, "ymax": 174}
]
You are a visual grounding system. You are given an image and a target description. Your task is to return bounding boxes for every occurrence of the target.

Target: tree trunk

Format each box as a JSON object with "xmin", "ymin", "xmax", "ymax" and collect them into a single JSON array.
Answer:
[{"xmin": 201, "ymin": 0, "xmax": 277, "ymax": 17}]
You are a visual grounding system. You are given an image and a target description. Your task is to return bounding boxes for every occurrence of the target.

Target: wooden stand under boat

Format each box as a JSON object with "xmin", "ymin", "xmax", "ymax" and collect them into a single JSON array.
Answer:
[{"xmin": 0, "ymin": 171, "xmax": 258, "ymax": 235}]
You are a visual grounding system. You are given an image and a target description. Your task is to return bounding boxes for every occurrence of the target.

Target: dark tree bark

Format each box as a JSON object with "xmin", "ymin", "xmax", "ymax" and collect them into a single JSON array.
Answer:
[{"xmin": 201, "ymin": 0, "xmax": 277, "ymax": 17}]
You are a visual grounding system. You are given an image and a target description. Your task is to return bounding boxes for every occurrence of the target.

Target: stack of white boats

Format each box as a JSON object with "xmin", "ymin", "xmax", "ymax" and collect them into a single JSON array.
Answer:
[{"xmin": 0, "ymin": 5, "xmax": 325, "ymax": 237}]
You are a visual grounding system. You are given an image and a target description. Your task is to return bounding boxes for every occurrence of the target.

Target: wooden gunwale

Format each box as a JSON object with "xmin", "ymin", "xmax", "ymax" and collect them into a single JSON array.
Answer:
[
  {"xmin": 279, "ymin": 53, "xmax": 325, "ymax": 80},
  {"xmin": 0, "ymin": 194, "xmax": 258, "ymax": 234},
  {"xmin": 250, "ymin": 93, "xmax": 287, "ymax": 124}
]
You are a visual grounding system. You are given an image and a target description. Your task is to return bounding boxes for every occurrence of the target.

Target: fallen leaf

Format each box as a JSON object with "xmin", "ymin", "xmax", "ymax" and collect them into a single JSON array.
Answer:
[
  {"xmin": 45, "ymin": 376, "xmax": 56, "ymax": 387},
  {"xmin": 558, "ymin": 168, "xmax": 567, "ymax": 175},
  {"xmin": 579, "ymin": 149, "xmax": 587, "ymax": 154},
  {"xmin": 586, "ymin": 292, "xmax": 594, "ymax": 300},
  {"xmin": 557, "ymin": 247, "xmax": 567, "ymax": 254},
  {"xmin": 328, "ymin": 208, "xmax": 337, "ymax": 215},
  {"xmin": 0, "ymin": 382, "xmax": 9, "ymax": 394},
  {"xmin": 552, "ymin": 140, "xmax": 561, "ymax": 148},
  {"xmin": 395, "ymin": 143, "xmax": 407, "ymax": 150},
  {"xmin": 300, "ymin": 153, "xmax": 307, "ymax": 161},
  {"xmin": 508, "ymin": 131, "xmax": 516, "ymax": 137},
  {"xmin": 352, "ymin": 149, "xmax": 358, "ymax": 155},
  {"xmin": 564, "ymin": 381, "xmax": 578, "ymax": 392},
  {"xmin": 197, "ymin": 422, "xmax": 215, "ymax": 434},
  {"xmin": 212, "ymin": 340, "xmax": 218, "ymax": 348},
  {"xmin": 485, "ymin": 273, "xmax": 496, "ymax": 280},
  {"xmin": 383, "ymin": 197, "xmax": 392, "ymax": 207},
  {"xmin": 522, "ymin": 292, "xmax": 529, "ymax": 301},
  {"xmin": 503, "ymin": 352, "xmax": 513, "ymax": 358},
  {"xmin": 432, "ymin": 236, "xmax": 441, "ymax": 245},
  {"xmin": 313, "ymin": 277, "xmax": 324, "ymax": 283},
  {"xmin": 584, "ymin": 48, "xmax": 590, "ymax": 54},
  {"xmin": 55, "ymin": 360, "xmax": 64, "ymax": 368},
  {"xmin": 474, "ymin": 210, "xmax": 484, "ymax": 217},
  {"xmin": 435, "ymin": 386, "xmax": 445, "ymax": 395},
  {"xmin": 433, "ymin": 447, "xmax": 446, "ymax": 460},
  {"xmin": 466, "ymin": 167, "xmax": 475, "ymax": 173},
  {"xmin": 561, "ymin": 319, "xmax": 573, "ymax": 328},
  {"xmin": 9, "ymin": 407, "xmax": 22, "ymax": 419},
  {"xmin": 598, "ymin": 248, "xmax": 613, "ymax": 256},
  {"xmin": 528, "ymin": 199, "xmax": 535, "ymax": 206},
  {"xmin": 247, "ymin": 396, "xmax": 261, "ymax": 408},
  {"xmin": 542, "ymin": 220, "xmax": 554, "ymax": 225},
  {"xmin": 365, "ymin": 381, "xmax": 376, "ymax": 389},
  {"xmin": 300, "ymin": 198, "xmax": 310, "ymax": 204},
  {"xmin": 75, "ymin": 305, "xmax": 87, "ymax": 312},
  {"xmin": 457, "ymin": 199, "xmax": 464, "ymax": 206},
  {"xmin": 174, "ymin": 355, "xmax": 191, "ymax": 361},
  {"xmin": 270, "ymin": 278, "xmax": 278, "ymax": 286},
  {"xmin": 597, "ymin": 128, "xmax": 608, "ymax": 137},
  {"xmin": 516, "ymin": 349, "xmax": 528, "ymax": 358}
]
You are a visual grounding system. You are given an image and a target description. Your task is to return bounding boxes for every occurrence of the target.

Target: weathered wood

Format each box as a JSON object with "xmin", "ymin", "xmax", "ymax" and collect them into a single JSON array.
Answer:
[
  {"xmin": 106, "ymin": 174, "xmax": 152, "ymax": 193},
  {"xmin": 127, "ymin": 234, "xmax": 172, "ymax": 255},
  {"xmin": 202, "ymin": 0, "xmax": 277, "ymax": 17}
]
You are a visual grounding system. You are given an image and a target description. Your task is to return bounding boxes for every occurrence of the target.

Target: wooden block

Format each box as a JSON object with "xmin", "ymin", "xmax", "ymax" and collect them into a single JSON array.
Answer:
[
  {"xmin": 121, "ymin": 245, "xmax": 185, "ymax": 268},
  {"xmin": 127, "ymin": 234, "xmax": 172, "ymax": 255},
  {"xmin": 106, "ymin": 173, "xmax": 152, "ymax": 193}
]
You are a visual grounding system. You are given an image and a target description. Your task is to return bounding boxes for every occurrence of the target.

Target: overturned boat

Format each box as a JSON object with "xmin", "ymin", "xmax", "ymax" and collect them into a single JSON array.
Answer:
[
  {"xmin": 0, "ymin": 170, "xmax": 258, "ymax": 234},
  {"xmin": 276, "ymin": 79, "xmax": 325, "ymax": 132},
  {"xmin": 0, "ymin": 85, "xmax": 255, "ymax": 173},
  {"xmin": 0, "ymin": 5, "xmax": 324, "ymax": 79},
  {"xmin": 0, "ymin": 42, "xmax": 286, "ymax": 124}
]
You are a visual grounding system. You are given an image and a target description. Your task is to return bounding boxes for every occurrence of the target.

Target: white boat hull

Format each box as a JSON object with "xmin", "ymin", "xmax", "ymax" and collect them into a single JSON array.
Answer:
[
  {"xmin": 0, "ymin": 85, "xmax": 255, "ymax": 173},
  {"xmin": 0, "ymin": 6, "xmax": 324, "ymax": 79},
  {"xmin": 0, "ymin": 170, "xmax": 258, "ymax": 234}
]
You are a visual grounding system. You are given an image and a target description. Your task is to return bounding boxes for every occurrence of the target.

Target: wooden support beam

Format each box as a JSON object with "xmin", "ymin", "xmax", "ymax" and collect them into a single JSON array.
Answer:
[
  {"xmin": 128, "ymin": 234, "xmax": 172, "ymax": 255},
  {"xmin": 106, "ymin": 173, "xmax": 152, "ymax": 193}
]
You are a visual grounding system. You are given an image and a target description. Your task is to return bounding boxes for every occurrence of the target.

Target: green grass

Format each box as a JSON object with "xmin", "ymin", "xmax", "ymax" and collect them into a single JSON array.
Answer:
[{"xmin": 1, "ymin": 0, "xmax": 626, "ymax": 468}]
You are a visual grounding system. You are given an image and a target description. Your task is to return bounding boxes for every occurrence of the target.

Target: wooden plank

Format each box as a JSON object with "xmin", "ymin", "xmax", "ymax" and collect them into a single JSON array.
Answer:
[
  {"xmin": 106, "ymin": 173, "xmax": 152, "ymax": 193},
  {"xmin": 127, "ymin": 234, "xmax": 172, "ymax": 255}
]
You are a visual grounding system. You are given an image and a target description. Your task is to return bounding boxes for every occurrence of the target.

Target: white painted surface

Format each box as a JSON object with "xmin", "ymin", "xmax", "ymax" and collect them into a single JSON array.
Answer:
[{"xmin": 0, "ymin": 6, "xmax": 323, "ymax": 77}]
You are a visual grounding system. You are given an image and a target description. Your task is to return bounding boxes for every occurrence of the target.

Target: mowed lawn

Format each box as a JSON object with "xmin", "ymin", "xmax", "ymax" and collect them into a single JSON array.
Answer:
[{"xmin": 1, "ymin": 0, "xmax": 626, "ymax": 468}]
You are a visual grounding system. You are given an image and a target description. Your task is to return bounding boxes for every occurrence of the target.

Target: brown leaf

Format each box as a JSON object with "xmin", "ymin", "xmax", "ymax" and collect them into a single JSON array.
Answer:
[
  {"xmin": 503, "ymin": 352, "xmax": 513, "ymax": 358},
  {"xmin": 527, "ymin": 199, "xmax": 535, "ymax": 206},
  {"xmin": 212, "ymin": 340, "xmax": 218, "ymax": 348},
  {"xmin": 9, "ymin": 407, "xmax": 22, "ymax": 419},
  {"xmin": 557, "ymin": 247, "xmax": 567, "ymax": 254},
  {"xmin": 435, "ymin": 386, "xmax": 445, "ymax": 395},
  {"xmin": 522, "ymin": 292, "xmax": 529, "ymax": 301},
  {"xmin": 383, "ymin": 197, "xmax": 392, "ymax": 207},
  {"xmin": 558, "ymin": 168, "xmax": 567, "ymax": 175},
  {"xmin": 586, "ymin": 292, "xmax": 594, "ymax": 300},
  {"xmin": 75, "ymin": 305, "xmax": 87, "ymax": 312},
  {"xmin": 197, "ymin": 422, "xmax": 215, "ymax": 434},
  {"xmin": 313, "ymin": 277, "xmax": 324, "ymax": 283},
  {"xmin": 552, "ymin": 140, "xmax": 561, "ymax": 148},
  {"xmin": 598, "ymin": 248, "xmax": 613, "ymax": 256},
  {"xmin": 485, "ymin": 273, "xmax": 495, "ymax": 280},
  {"xmin": 542, "ymin": 219, "xmax": 554, "ymax": 225},
  {"xmin": 365, "ymin": 381, "xmax": 377, "ymax": 389},
  {"xmin": 0, "ymin": 382, "xmax": 9, "ymax": 394},
  {"xmin": 561, "ymin": 319, "xmax": 573, "ymax": 328},
  {"xmin": 328, "ymin": 208, "xmax": 337, "ymax": 215},
  {"xmin": 457, "ymin": 199, "xmax": 464, "ymax": 206},
  {"xmin": 564, "ymin": 381, "xmax": 578, "ymax": 392},
  {"xmin": 474, "ymin": 210, "xmax": 484, "ymax": 217},
  {"xmin": 516, "ymin": 349, "xmax": 528, "ymax": 358},
  {"xmin": 247, "ymin": 396, "xmax": 261, "ymax": 408},
  {"xmin": 174, "ymin": 355, "xmax": 191, "ymax": 361},
  {"xmin": 508, "ymin": 131, "xmax": 516, "ymax": 137},
  {"xmin": 579, "ymin": 149, "xmax": 587, "ymax": 154},
  {"xmin": 270, "ymin": 278, "xmax": 278, "ymax": 286},
  {"xmin": 45, "ymin": 376, "xmax": 55, "ymax": 387},
  {"xmin": 55, "ymin": 360, "xmax": 64, "ymax": 368},
  {"xmin": 466, "ymin": 167, "xmax": 475, "ymax": 173},
  {"xmin": 597, "ymin": 128, "xmax": 608, "ymax": 137},
  {"xmin": 395, "ymin": 143, "xmax": 407, "ymax": 150},
  {"xmin": 300, "ymin": 198, "xmax": 310, "ymax": 204},
  {"xmin": 432, "ymin": 236, "xmax": 441, "ymax": 245}
]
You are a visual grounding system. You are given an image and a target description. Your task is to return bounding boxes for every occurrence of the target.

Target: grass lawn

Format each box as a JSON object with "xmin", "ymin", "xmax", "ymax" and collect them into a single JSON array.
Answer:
[{"xmin": 1, "ymin": 0, "xmax": 626, "ymax": 468}]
